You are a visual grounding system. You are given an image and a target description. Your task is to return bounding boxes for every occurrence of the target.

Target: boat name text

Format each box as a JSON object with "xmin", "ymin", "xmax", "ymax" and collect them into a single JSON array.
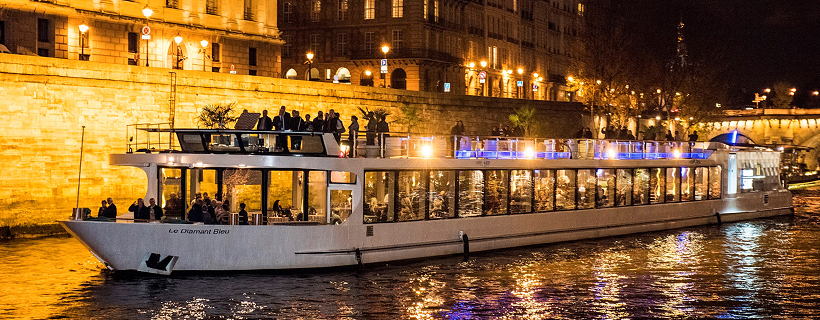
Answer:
[{"xmin": 169, "ymin": 228, "xmax": 230, "ymax": 235}]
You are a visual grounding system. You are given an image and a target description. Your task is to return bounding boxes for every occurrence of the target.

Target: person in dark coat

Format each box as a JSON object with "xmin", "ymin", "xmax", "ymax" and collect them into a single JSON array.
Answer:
[
  {"xmin": 312, "ymin": 111, "xmax": 325, "ymax": 132},
  {"xmin": 238, "ymin": 203, "xmax": 248, "ymax": 225},
  {"xmin": 147, "ymin": 198, "xmax": 164, "ymax": 220},
  {"xmin": 256, "ymin": 110, "xmax": 273, "ymax": 130},
  {"xmin": 103, "ymin": 198, "xmax": 117, "ymax": 219},
  {"xmin": 129, "ymin": 198, "xmax": 151, "ymax": 220},
  {"xmin": 688, "ymin": 131, "xmax": 699, "ymax": 142}
]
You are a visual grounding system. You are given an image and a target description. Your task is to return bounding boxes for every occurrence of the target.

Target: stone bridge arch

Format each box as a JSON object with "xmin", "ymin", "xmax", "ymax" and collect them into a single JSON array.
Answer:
[{"xmin": 705, "ymin": 116, "xmax": 820, "ymax": 169}]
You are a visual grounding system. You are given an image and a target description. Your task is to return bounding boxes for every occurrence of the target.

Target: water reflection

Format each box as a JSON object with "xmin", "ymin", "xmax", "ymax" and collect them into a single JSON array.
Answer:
[{"xmin": 5, "ymin": 190, "xmax": 820, "ymax": 319}]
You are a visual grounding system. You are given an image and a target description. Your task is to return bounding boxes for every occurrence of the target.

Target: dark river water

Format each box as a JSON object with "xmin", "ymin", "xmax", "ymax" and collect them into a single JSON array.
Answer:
[{"xmin": 3, "ymin": 190, "xmax": 820, "ymax": 320}]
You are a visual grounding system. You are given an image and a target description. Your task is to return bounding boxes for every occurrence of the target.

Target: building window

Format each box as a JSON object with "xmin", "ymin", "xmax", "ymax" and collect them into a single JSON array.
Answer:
[
  {"xmin": 364, "ymin": 0, "xmax": 375, "ymax": 20},
  {"xmin": 282, "ymin": 35, "xmax": 292, "ymax": 58},
  {"xmin": 282, "ymin": 2, "xmax": 292, "ymax": 23},
  {"xmin": 38, "ymin": 48, "xmax": 49, "ymax": 57},
  {"xmin": 433, "ymin": 0, "xmax": 439, "ymax": 22},
  {"xmin": 212, "ymin": 67, "xmax": 220, "ymax": 73},
  {"xmin": 249, "ymin": 47, "xmax": 257, "ymax": 66},
  {"xmin": 423, "ymin": 0, "xmax": 428, "ymax": 20},
  {"xmin": 311, "ymin": 0, "xmax": 322, "ymax": 22},
  {"xmin": 244, "ymin": 0, "xmax": 255, "ymax": 20},
  {"xmin": 392, "ymin": 30, "xmax": 403, "ymax": 51},
  {"xmin": 310, "ymin": 34, "xmax": 320, "ymax": 55},
  {"xmin": 337, "ymin": 0, "xmax": 348, "ymax": 20},
  {"xmin": 337, "ymin": 33, "xmax": 348, "ymax": 56},
  {"xmin": 127, "ymin": 32, "xmax": 138, "ymax": 65},
  {"xmin": 37, "ymin": 19, "xmax": 50, "ymax": 43},
  {"xmin": 249, "ymin": 70, "xmax": 257, "ymax": 76},
  {"xmin": 211, "ymin": 43, "xmax": 220, "ymax": 62},
  {"xmin": 207, "ymin": 0, "xmax": 218, "ymax": 15},
  {"xmin": 392, "ymin": 0, "xmax": 403, "ymax": 18},
  {"xmin": 166, "ymin": 0, "xmax": 179, "ymax": 9},
  {"xmin": 364, "ymin": 32, "xmax": 374, "ymax": 55},
  {"xmin": 0, "ymin": 21, "xmax": 5, "ymax": 45}
]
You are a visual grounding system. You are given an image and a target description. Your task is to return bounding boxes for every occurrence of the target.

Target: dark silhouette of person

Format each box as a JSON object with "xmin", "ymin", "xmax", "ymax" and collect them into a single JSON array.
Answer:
[{"xmin": 257, "ymin": 110, "xmax": 273, "ymax": 130}]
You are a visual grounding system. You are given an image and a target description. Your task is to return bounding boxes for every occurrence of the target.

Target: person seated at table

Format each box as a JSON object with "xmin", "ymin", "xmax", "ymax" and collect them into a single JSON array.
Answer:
[
  {"xmin": 187, "ymin": 203, "xmax": 214, "ymax": 224},
  {"xmin": 271, "ymin": 200, "xmax": 284, "ymax": 217},
  {"xmin": 216, "ymin": 203, "xmax": 230, "ymax": 225}
]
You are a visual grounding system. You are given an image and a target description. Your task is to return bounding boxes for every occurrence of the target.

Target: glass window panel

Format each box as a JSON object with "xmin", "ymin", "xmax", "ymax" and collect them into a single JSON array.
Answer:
[
  {"xmin": 709, "ymin": 166, "xmax": 722, "ymax": 199},
  {"xmin": 510, "ymin": 170, "xmax": 532, "ymax": 214},
  {"xmin": 268, "ymin": 170, "xmax": 300, "ymax": 220},
  {"xmin": 650, "ymin": 168, "xmax": 666, "ymax": 204},
  {"xmin": 577, "ymin": 169, "xmax": 596, "ymax": 209},
  {"xmin": 666, "ymin": 167, "xmax": 680, "ymax": 202},
  {"xmin": 160, "ymin": 168, "xmax": 184, "ymax": 218},
  {"xmin": 307, "ymin": 171, "xmax": 327, "ymax": 223},
  {"xmin": 397, "ymin": 171, "xmax": 426, "ymax": 221},
  {"xmin": 633, "ymin": 168, "xmax": 650, "ymax": 205},
  {"xmin": 596, "ymin": 169, "xmax": 615, "ymax": 208},
  {"xmin": 616, "ymin": 169, "xmax": 632, "ymax": 206},
  {"xmin": 485, "ymin": 170, "xmax": 508, "ymax": 215},
  {"xmin": 223, "ymin": 169, "xmax": 262, "ymax": 219},
  {"xmin": 187, "ymin": 169, "xmax": 219, "ymax": 208},
  {"xmin": 694, "ymin": 167, "xmax": 708, "ymax": 201},
  {"xmin": 556, "ymin": 169, "xmax": 576, "ymax": 210},
  {"xmin": 364, "ymin": 171, "xmax": 395, "ymax": 223},
  {"xmin": 680, "ymin": 167, "xmax": 693, "ymax": 201},
  {"xmin": 458, "ymin": 170, "xmax": 483, "ymax": 217},
  {"xmin": 330, "ymin": 171, "xmax": 356, "ymax": 184},
  {"xmin": 429, "ymin": 170, "xmax": 456, "ymax": 219},
  {"xmin": 534, "ymin": 170, "xmax": 555, "ymax": 212},
  {"xmin": 330, "ymin": 190, "xmax": 352, "ymax": 224}
]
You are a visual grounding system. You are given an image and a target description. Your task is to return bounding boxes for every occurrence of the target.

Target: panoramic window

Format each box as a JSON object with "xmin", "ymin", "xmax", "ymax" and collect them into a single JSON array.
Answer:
[
  {"xmin": 555, "ymin": 169, "xmax": 576, "ymax": 210},
  {"xmin": 364, "ymin": 171, "xmax": 395, "ymax": 223},
  {"xmin": 307, "ymin": 171, "xmax": 327, "ymax": 223},
  {"xmin": 330, "ymin": 171, "xmax": 356, "ymax": 184},
  {"xmin": 223, "ymin": 169, "xmax": 262, "ymax": 216},
  {"xmin": 188, "ymin": 168, "xmax": 219, "ymax": 208},
  {"xmin": 633, "ymin": 168, "xmax": 650, "ymax": 205},
  {"xmin": 709, "ymin": 166, "xmax": 722, "ymax": 199},
  {"xmin": 160, "ymin": 168, "xmax": 183, "ymax": 218},
  {"xmin": 510, "ymin": 170, "xmax": 532, "ymax": 214},
  {"xmin": 485, "ymin": 170, "xmax": 508, "ymax": 215},
  {"xmin": 680, "ymin": 167, "xmax": 693, "ymax": 201},
  {"xmin": 458, "ymin": 170, "xmax": 483, "ymax": 217},
  {"xmin": 577, "ymin": 169, "xmax": 596, "ymax": 209},
  {"xmin": 268, "ymin": 170, "xmax": 300, "ymax": 222},
  {"xmin": 596, "ymin": 169, "xmax": 615, "ymax": 208},
  {"xmin": 650, "ymin": 168, "xmax": 665, "ymax": 204},
  {"xmin": 666, "ymin": 167, "xmax": 680, "ymax": 202},
  {"xmin": 330, "ymin": 190, "xmax": 352, "ymax": 224},
  {"xmin": 534, "ymin": 170, "xmax": 555, "ymax": 211},
  {"xmin": 616, "ymin": 169, "xmax": 632, "ymax": 206},
  {"xmin": 694, "ymin": 167, "xmax": 708, "ymax": 200},
  {"xmin": 397, "ymin": 171, "xmax": 426, "ymax": 221},
  {"xmin": 429, "ymin": 170, "xmax": 455, "ymax": 219}
]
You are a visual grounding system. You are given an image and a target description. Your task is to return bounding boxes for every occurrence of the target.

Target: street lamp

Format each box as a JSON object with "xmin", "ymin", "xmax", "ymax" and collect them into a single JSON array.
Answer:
[
  {"xmin": 305, "ymin": 52, "xmax": 314, "ymax": 81},
  {"xmin": 381, "ymin": 45, "xmax": 389, "ymax": 88},
  {"xmin": 200, "ymin": 40, "xmax": 209, "ymax": 71},
  {"xmin": 142, "ymin": 5, "xmax": 153, "ymax": 67},
  {"xmin": 480, "ymin": 60, "xmax": 487, "ymax": 96},
  {"xmin": 517, "ymin": 68, "xmax": 524, "ymax": 99},
  {"xmin": 173, "ymin": 34, "xmax": 183, "ymax": 70},
  {"xmin": 78, "ymin": 24, "xmax": 88, "ymax": 61}
]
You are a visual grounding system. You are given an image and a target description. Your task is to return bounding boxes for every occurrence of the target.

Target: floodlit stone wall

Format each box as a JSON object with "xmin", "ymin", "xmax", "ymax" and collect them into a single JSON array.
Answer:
[{"xmin": 0, "ymin": 54, "xmax": 583, "ymax": 226}]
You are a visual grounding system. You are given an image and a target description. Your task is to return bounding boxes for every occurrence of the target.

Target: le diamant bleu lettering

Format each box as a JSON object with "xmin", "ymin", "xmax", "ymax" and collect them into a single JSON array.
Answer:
[{"xmin": 169, "ymin": 228, "xmax": 230, "ymax": 235}]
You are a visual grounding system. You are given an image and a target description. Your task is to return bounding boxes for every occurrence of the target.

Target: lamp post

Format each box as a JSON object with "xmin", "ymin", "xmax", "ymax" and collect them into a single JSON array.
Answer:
[
  {"xmin": 532, "ymin": 72, "xmax": 539, "ymax": 100},
  {"xmin": 480, "ymin": 60, "xmax": 487, "ymax": 96},
  {"xmin": 200, "ymin": 40, "xmax": 209, "ymax": 71},
  {"xmin": 517, "ymin": 68, "xmax": 524, "ymax": 99},
  {"xmin": 306, "ymin": 52, "xmax": 314, "ymax": 81},
  {"xmin": 78, "ymin": 24, "xmax": 88, "ymax": 61},
  {"xmin": 142, "ymin": 5, "xmax": 152, "ymax": 67},
  {"xmin": 173, "ymin": 34, "xmax": 183, "ymax": 70},
  {"xmin": 381, "ymin": 45, "xmax": 389, "ymax": 88}
]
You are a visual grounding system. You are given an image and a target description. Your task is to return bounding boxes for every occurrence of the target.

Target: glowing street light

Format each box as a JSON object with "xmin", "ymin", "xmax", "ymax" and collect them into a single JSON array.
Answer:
[
  {"xmin": 381, "ymin": 45, "xmax": 390, "ymax": 88},
  {"xmin": 78, "ymin": 24, "xmax": 88, "ymax": 61},
  {"xmin": 305, "ymin": 52, "xmax": 314, "ymax": 81},
  {"xmin": 142, "ymin": 5, "xmax": 153, "ymax": 67},
  {"xmin": 173, "ymin": 34, "xmax": 183, "ymax": 70},
  {"xmin": 200, "ymin": 40, "xmax": 209, "ymax": 71}
]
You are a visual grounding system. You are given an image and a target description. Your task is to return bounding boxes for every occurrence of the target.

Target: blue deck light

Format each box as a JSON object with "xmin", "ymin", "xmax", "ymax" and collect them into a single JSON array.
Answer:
[{"xmin": 730, "ymin": 130, "xmax": 738, "ymax": 145}]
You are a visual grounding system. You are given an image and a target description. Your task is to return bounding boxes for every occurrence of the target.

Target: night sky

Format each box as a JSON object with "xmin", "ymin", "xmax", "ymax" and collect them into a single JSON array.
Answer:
[{"xmin": 625, "ymin": 1, "xmax": 820, "ymax": 102}]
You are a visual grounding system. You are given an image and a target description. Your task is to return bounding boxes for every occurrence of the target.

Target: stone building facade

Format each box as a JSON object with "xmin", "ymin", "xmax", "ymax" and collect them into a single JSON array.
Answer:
[
  {"xmin": 277, "ymin": 0, "xmax": 583, "ymax": 100},
  {"xmin": 0, "ymin": 0, "xmax": 283, "ymax": 76}
]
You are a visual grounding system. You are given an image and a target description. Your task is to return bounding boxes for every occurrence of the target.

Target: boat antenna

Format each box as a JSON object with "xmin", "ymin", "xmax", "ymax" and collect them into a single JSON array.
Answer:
[{"xmin": 76, "ymin": 125, "xmax": 85, "ymax": 211}]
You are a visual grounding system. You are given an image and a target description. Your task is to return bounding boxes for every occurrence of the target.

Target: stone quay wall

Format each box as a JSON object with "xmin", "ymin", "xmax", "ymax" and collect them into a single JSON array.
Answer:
[{"xmin": 0, "ymin": 54, "xmax": 583, "ymax": 227}]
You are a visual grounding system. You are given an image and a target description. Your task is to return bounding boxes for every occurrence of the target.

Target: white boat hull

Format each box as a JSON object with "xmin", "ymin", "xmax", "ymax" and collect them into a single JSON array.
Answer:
[{"xmin": 60, "ymin": 189, "xmax": 792, "ymax": 272}]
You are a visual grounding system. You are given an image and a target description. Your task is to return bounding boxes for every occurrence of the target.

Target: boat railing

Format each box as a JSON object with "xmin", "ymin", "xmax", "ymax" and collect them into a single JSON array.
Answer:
[
  {"xmin": 350, "ymin": 133, "xmax": 713, "ymax": 160},
  {"xmin": 126, "ymin": 123, "xmax": 175, "ymax": 153}
]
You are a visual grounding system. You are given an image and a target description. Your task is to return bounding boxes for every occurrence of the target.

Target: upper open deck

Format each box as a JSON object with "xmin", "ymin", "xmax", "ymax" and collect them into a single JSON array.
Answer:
[{"xmin": 127, "ymin": 123, "xmax": 727, "ymax": 161}]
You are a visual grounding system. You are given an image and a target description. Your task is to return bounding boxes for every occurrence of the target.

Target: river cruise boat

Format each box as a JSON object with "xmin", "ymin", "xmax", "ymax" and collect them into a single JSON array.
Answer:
[{"xmin": 61, "ymin": 127, "xmax": 792, "ymax": 274}]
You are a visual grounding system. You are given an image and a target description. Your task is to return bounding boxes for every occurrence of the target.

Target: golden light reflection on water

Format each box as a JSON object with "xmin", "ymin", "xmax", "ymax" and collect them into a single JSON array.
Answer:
[
  {"xmin": 0, "ymin": 236, "xmax": 106, "ymax": 320},
  {"xmin": 646, "ymin": 231, "xmax": 705, "ymax": 317},
  {"xmin": 590, "ymin": 248, "xmax": 631, "ymax": 320}
]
